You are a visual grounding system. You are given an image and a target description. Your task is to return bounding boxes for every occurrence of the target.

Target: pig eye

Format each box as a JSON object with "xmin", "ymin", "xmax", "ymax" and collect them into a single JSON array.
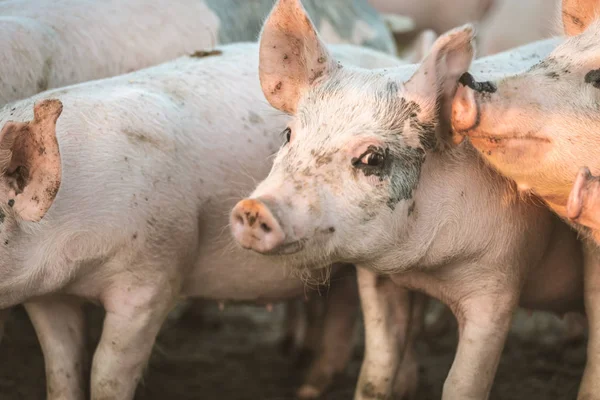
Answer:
[
  {"xmin": 362, "ymin": 152, "xmax": 385, "ymax": 166},
  {"xmin": 282, "ymin": 127, "xmax": 292, "ymax": 144},
  {"xmin": 352, "ymin": 147, "xmax": 386, "ymax": 168},
  {"xmin": 585, "ymin": 69, "xmax": 600, "ymax": 89}
]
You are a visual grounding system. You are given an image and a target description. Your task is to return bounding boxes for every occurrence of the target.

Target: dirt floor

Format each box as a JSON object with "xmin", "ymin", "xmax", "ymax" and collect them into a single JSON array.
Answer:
[{"xmin": 0, "ymin": 303, "xmax": 587, "ymax": 400}]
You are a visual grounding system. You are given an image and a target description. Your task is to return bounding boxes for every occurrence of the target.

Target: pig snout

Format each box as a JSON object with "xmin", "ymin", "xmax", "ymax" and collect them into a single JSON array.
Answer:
[{"xmin": 231, "ymin": 199, "xmax": 286, "ymax": 254}]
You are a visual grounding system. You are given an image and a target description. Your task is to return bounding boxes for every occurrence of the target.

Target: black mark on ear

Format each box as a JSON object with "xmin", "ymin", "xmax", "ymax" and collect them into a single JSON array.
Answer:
[
  {"xmin": 459, "ymin": 72, "xmax": 496, "ymax": 93},
  {"xmin": 585, "ymin": 69, "xmax": 600, "ymax": 88}
]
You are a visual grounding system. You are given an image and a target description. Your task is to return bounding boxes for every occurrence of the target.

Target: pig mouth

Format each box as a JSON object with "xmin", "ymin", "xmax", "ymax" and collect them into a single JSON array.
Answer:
[
  {"xmin": 467, "ymin": 133, "xmax": 550, "ymax": 151},
  {"xmin": 262, "ymin": 239, "xmax": 307, "ymax": 256}
]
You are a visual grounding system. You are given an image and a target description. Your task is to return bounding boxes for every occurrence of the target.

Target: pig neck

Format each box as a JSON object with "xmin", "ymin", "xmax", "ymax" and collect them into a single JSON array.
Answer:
[{"xmin": 363, "ymin": 143, "xmax": 541, "ymax": 274}]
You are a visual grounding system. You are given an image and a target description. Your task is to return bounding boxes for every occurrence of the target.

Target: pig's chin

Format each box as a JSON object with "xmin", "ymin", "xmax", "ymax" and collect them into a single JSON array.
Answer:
[{"xmin": 261, "ymin": 239, "xmax": 307, "ymax": 256}]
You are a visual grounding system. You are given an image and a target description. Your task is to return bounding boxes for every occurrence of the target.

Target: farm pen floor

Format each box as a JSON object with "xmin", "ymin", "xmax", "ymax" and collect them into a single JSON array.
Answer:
[{"xmin": 0, "ymin": 302, "xmax": 585, "ymax": 400}]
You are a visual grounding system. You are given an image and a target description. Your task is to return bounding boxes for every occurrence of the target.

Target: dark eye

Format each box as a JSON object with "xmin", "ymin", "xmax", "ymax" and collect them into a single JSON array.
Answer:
[
  {"xmin": 585, "ymin": 69, "xmax": 600, "ymax": 88},
  {"xmin": 360, "ymin": 151, "xmax": 385, "ymax": 166},
  {"xmin": 282, "ymin": 127, "xmax": 292, "ymax": 143}
]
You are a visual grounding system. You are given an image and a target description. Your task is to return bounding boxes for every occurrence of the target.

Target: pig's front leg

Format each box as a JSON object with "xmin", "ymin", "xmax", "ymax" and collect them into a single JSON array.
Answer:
[
  {"xmin": 25, "ymin": 297, "xmax": 88, "ymax": 400},
  {"xmin": 578, "ymin": 241, "xmax": 600, "ymax": 400},
  {"xmin": 442, "ymin": 287, "xmax": 515, "ymax": 400},
  {"xmin": 355, "ymin": 268, "xmax": 421, "ymax": 400},
  {"xmin": 297, "ymin": 269, "xmax": 359, "ymax": 399},
  {"xmin": 91, "ymin": 279, "xmax": 179, "ymax": 400}
]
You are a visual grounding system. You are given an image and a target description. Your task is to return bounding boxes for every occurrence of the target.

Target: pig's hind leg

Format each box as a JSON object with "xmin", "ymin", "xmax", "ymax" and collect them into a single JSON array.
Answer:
[{"xmin": 355, "ymin": 269, "xmax": 424, "ymax": 400}]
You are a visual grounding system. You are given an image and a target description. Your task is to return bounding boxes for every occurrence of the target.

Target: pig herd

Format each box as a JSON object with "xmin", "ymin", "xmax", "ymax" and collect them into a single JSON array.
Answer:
[{"xmin": 0, "ymin": 0, "xmax": 598, "ymax": 399}]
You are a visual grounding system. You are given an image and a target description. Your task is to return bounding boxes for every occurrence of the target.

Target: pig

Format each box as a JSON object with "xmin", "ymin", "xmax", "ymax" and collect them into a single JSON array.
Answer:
[
  {"xmin": 0, "ymin": 0, "xmax": 400, "ymax": 359},
  {"xmin": 368, "ymin": 0, "xmax": 495, "ymax": 34},
  {"xmin": 451, "ymin": 2, "xmax": 600, "ymax": 396},
  {"xmin": 477, "ymin": 0, "xmax": 560, "ymax": 56},
  {"xmin": 230, "ymin": 1, "xmax": 587, "ymax": 399},
  {"xmin": 451, "ymin": 0, "xmax": 600, "ymax": 238},
  {"xmin": 0, "ymin": 41, "xmax": 415, "ymax": 400},
  {"xmin": 0, "ymin": 0, "xmax": 396, "ymax": 105}
]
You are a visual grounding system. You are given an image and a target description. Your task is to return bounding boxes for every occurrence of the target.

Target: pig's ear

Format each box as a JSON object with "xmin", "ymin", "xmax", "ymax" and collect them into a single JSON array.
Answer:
[
  {"xmin": 405, "ymin": 24, "xmax": 475, "ymax": 148},
  {"xmin": 259, "ymin": 0, "xmax": 338, "ymax": 114},
  {"xmin": 562, "ymin": 0, "xmax": 600, "ymax": 36},
  {"xmin": 0, "ymin": 99, "xmax": 63, "ymax": 222}
]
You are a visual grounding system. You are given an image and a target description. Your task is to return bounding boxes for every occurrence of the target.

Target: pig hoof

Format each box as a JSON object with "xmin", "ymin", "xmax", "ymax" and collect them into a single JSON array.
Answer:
[{"xmin": 296, "ymin": 384, "xmax": 321, "ymax": 399}]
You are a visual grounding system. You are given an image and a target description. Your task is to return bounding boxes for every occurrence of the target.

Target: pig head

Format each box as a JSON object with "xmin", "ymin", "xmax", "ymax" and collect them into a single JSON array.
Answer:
[
  {"xmin": 230, "ymin": 0, "xmax": 475, "ymax": 270},
  {"xmin": 451, "ymin": 0, "xmax": 600, "ymax": 225}
]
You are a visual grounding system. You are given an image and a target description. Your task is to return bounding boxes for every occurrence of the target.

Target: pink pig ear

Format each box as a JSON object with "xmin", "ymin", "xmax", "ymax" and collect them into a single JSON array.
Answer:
[
  {"xmin": 258, "ymin": 0, "xmax": 338, "ymax": 114},
  {"xmin": 0, "ymin": 99, "xmax": 63, "ymax": 222},
  {"xmin": 405, "ymin": 24, "xmax": 475, "ymax": 149},
  {"xmin": 562, "ymin": 0, "xmax": 600, "ymax": 36}
]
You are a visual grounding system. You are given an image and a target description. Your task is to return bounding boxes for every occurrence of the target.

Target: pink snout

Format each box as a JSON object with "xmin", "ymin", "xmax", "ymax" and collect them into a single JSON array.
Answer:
[{"xmin": 231, "ymin": 198, "xmax": 286, "ymax": 254}]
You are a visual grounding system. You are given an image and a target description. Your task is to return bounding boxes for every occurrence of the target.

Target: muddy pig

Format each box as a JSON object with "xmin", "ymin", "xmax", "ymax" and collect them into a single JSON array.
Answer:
[
  {"xmin": 0, "ymin": 41, "xmax": 422, "ymax": 400},
  {"xmin": 0, "ymin": 0, "xmax": 396, "ymax": 105},
  {"xmin": 0, "ymin": 0, "xmax": 402, "ymax": 365},
  {"xmin": 231, "ymin": 1, "xmax": 586, "ymax": 399},
  {"xmin": 452, "ymin": 1, "xmax": 600, "ymax": 396}
]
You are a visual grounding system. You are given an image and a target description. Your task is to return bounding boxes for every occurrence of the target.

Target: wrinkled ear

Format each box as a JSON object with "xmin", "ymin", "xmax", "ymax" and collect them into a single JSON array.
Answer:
[
  {"xmin": 259, "ymin": 0, "xmax": 338, "ymax": 114},
  {"xmin": 562, "ymin": 0, "xmax": 600, "ymax": 36},
  {"xmin": 0, "ymin": 99, "xmax": 63, "ymax": 222},
  {"xmin": 405, "ymin": 24, "xmax": 475, "ymax": 148},
  {"xmin": 567, "ymin": 167, "xmax": 600, "ymax": 232}
]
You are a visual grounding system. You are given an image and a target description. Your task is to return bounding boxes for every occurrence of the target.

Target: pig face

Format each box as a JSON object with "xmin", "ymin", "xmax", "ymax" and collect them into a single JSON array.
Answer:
[
  {"xmin": 231, "ymin": 0, "xmax": 474, "ymax": 269},
  {"xmin": 451, "ymin": 0, "xmax": 600, "ymax": 208}
]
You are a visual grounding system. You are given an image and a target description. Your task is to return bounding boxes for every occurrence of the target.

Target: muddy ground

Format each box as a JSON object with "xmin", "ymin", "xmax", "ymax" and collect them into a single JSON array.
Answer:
[{"xmin": 0, "ymin": 302, "xmax": 586, "ymax": 400}]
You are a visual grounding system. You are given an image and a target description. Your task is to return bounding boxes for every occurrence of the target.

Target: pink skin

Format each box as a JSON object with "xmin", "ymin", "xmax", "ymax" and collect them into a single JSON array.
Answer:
[
  {"xmin": 231, "ymin": 1, "xmax": 587, "ymax": 399},
  {"xmin": 568, "ymin": 167, "xmax": 600, "ymax": 242},
  {"xmin": 451, "ymin": 1, "xmax": 600, "ymax": 397}
]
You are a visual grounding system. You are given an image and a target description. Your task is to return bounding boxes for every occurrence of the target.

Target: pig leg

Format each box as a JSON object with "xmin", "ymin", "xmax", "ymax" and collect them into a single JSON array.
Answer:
[
  {"xmin": 355, "ymin": 268, "xmax": 420, "ymax": 400},
  {"xmin": 578, "ymin": 242, "xmax": 600, "ymax": 400},
  {"xmin": 441, "ymin": 291, "xmax": 514, "ymax": 400},
  {"xmin": 296, "ymin": 294, "xmax": 326, "ymax": 368},
  {"xmin": 393, "ymin": 292, "xmax": 426, "ymax": 400},
  {"xmin": 297, "ymin": 272, "xmax": 359, "ymax": 399},
  {"xmin": 25, "ymin": 297, "xmax": 88, "ymax": 400},
  {"xmin": 280, "ymin": 299, "xmax": 305, "ymax": 356},
  {"xmin": 91, "ymin": 279, "xmax": 179, "ymax": 400},
  {"xmin": 0, "ymin": 307, "xmax": 10, "ymax": 344}
]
